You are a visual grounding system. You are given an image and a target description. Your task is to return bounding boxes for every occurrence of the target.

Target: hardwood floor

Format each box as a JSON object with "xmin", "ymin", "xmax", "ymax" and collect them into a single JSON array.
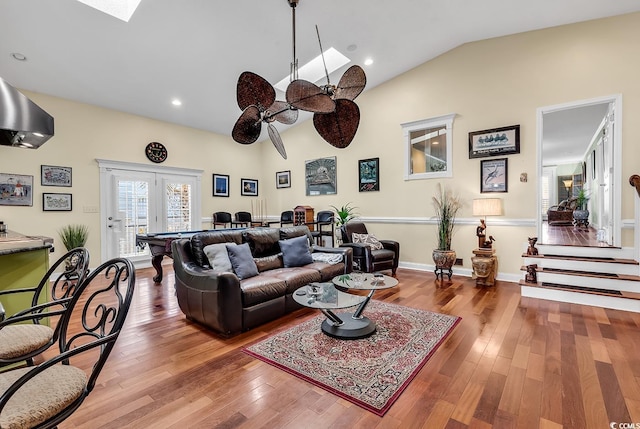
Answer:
[
  {"xmin": 55, "ymin": 265, "xmax": 640, "ymax": 428},
  {"xmin": 541, "ymin": 221, "xmax": 613, "ymax": 247}
]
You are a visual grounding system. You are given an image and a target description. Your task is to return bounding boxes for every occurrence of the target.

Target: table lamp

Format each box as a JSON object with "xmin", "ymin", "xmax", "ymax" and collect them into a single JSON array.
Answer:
[
  {"xmin": 562, "ymin": 179, "xmax": 573, "ymax": 200},
  {"xmin": 472, "ymin": 198, "xmax": 503, "ymax": 249}
]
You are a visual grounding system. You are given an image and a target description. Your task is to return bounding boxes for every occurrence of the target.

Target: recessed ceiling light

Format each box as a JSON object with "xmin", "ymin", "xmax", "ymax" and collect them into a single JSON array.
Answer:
[
  {"xmin": 76, "ymin": 0, "xmax": 142, "ymax": 22},
  {"xmin": 171, "ymin": 99, "xmax": 182, "ymax": 106},
  {"xmin": 11, "ymin": 53, "xmax": 27, "ymax": 61},
  {"xmin": 364, "ymin": 58, "xmax": 373, "ymax": 66},
  {"xmin": 274, "ymin": 47, "xmax": 350, "ymax": 92}
]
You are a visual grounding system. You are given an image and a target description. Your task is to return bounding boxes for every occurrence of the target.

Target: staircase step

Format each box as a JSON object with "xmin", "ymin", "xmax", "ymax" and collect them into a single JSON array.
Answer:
[
  {"xmin": 519, "ymin": 279, "xmax": 640, "ymax": 300},
  {"xmin": 522, "ymin": 253, "xmax": 638, "ymax": 265},
  {"xmin": 520, "ymin": 266, "xmax": 640, "ymax": 282}
]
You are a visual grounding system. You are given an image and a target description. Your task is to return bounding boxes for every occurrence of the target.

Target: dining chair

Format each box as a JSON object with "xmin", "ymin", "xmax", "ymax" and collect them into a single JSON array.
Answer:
[
  {"xmin": 234, "ymin": 211, "xmax": 263, "ymax": 227},
  {"xmin": 212, "ymin": 211, "xmax": 232, "ymax": 229},
  {"xmin": 309, "ymin": 210, "xmax": 335, "ymax": 247},
  {"xmin": 267, "ymin": 210, "xmax": 294, "ymax": 227},
  {"xmin": 0, "ymin": 257, "xmax": 136, "ymax": 429},
  {"xmin": 0, "ymin": 247, "xmax": 90, "ymax": 369}
]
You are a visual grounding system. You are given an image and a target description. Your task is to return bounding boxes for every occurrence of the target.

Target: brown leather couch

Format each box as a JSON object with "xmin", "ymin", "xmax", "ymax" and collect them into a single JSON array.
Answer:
[{"xmin": 171, "ymin": 225, "xmax": 352, "ymax": 337}]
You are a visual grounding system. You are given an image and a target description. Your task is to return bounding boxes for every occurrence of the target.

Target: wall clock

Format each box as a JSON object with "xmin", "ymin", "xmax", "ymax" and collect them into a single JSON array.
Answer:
[{"xmin": 145, "ymin": 142, "xmax": 167, "ymax": 163}]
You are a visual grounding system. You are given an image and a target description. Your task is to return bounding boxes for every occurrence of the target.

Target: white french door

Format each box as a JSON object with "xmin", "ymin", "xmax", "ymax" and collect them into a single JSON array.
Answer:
[{"xmin": 98, "ymin": 160, "xmax": 202, "ymax": 264}]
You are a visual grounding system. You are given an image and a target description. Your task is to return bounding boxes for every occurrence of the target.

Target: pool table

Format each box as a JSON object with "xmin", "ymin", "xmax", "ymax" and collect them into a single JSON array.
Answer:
[{"xmin": 136, "ymin": 230, "xmax": 208, "ymax": 283}]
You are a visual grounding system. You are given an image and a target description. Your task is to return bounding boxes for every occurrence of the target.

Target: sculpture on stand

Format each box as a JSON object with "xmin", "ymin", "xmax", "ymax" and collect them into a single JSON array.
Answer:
[
  {"xmin": 526, "ymin": 237, "xmax": 539, "ymax": 255},
  {"xmin": 629, "ymin": 174, "xmax": 640, "ymax": 198},
  {"xmin": 525, "ymin": 264, "xmax": 538, "ymax": 283},
  {"xmin": 475, "ymin": 219, "xmax": 495, "ymax": 249}
]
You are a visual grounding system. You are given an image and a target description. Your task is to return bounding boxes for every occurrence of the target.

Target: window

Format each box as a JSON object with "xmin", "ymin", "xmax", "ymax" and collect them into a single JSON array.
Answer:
[{"xmin": 401, "ymin": 113, "xmax": 456, "ymax": 180}]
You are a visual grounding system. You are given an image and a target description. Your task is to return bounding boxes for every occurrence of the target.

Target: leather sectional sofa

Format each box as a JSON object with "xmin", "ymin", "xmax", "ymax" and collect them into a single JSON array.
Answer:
[{"xmin": 171, "ymin": 225, "xmax": 352, "ymax": 337}]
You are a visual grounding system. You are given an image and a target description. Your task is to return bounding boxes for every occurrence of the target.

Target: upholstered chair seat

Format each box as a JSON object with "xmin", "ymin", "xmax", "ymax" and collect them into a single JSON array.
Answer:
[{"xmin": 0, "ymin": 325, "xmax": 53, "ymax": 360}]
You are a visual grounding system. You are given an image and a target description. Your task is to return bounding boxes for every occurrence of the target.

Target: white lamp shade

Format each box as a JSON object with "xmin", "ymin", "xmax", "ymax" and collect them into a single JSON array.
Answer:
[{"xmin": 472, "ymin": 198, "xmax": 503, "ymax": 216}]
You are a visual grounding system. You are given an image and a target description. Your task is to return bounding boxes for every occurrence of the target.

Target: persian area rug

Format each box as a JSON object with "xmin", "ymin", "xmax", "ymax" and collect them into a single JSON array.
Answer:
[{"xmin": 243, "ymin": 300, "xmax": 461, "ymax": 416}]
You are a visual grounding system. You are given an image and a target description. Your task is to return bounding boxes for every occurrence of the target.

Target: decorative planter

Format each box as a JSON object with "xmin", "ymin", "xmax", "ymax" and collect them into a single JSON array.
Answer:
[
  {"xmin": 573, "ymin": 209, "xmax": 589, "ymax": 228},
  {"xmin": 432, "ymin": 249, "xmax": 456, "ymax": 280}
]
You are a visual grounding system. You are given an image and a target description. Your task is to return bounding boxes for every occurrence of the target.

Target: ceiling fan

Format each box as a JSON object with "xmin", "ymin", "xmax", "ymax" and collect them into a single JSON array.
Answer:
[{"xmin": 231, "ymin": 0, "xmax": 366, "ymax": 157}]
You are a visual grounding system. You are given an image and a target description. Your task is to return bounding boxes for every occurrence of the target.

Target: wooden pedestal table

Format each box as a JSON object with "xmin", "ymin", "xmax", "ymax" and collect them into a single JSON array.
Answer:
[{"xmin": 471, "ymin": 248, "xmax": 497, "ymax": 287}]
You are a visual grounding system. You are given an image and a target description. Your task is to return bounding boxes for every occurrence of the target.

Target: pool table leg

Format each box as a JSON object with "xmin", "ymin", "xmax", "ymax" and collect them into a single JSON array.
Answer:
[{"xmin": 151, "ymin": 254, "xmax": 164, "ymax": 283}]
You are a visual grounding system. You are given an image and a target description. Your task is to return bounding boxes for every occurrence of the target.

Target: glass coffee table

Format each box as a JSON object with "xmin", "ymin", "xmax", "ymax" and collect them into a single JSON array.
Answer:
[
  {"xmin": 331, "ymin": 272, "xmax": 399, "ymax": 337},
  {"xmin": 293, "ymin": 283, "xmax": 368, "ymax": 339}
]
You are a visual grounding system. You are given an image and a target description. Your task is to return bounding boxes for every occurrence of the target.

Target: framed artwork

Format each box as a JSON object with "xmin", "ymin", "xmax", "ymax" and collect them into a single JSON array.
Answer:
[
  {"xmin": 241, "ymin": 178, "xmax": 258, "ymax": 196},
  {"xmin": 276, "ymin": 170, "xmax": 291, "ymax": 189},
  {"xmin": 305, "ymin": 156, "xmax": 337, "ymax": 196},
  {"xmin": 481, "ymin": 158, "xmax": 508, "ymax": 193},
  {"xmin": 212, "ymin": 174, "xmax": 229, "ymax": 197},
  {"xmin": 0, "ymin": 173, "xmax": 33, "ymax": 206},
  {"xmin": 43, "ymin": 193, "xmax": 72, "ymax": 211},
  {"xmin": 469, "ymin": 124, "xmax": 520, "ymax": 159},
  {"xmin": 359, "ymin": 158, "xmax": 379, "ymax": 192},
  {"xmin": 41, "ymin": 165, "xmax": 72, "ymax": 187}
]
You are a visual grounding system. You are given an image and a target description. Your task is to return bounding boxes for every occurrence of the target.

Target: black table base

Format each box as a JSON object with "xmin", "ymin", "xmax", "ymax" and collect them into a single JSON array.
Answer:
[{"xmin": 320, "ymin": 312, "xmax": 376, "ymax": 339}]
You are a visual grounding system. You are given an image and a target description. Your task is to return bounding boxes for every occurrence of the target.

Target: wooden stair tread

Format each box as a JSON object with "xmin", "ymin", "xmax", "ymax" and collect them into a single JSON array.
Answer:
[
  {"xmin": 519, "ymin": 280, "xmax": 640, "ymax": 300},
  {"xmin": 521, "ymin": 253, "xmax": 639, "ymax": 265},
  {"xmin": 519, "ymin": 266, "xmax": 640, "ymax": 281}
]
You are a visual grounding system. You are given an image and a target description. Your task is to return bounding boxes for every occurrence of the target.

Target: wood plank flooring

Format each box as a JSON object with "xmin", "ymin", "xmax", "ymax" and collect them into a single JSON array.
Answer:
[
  {"xmin": 55, "ymin": 266, "xmax": 640, "ymax": 428},
  {"xmin": 541, "ymin": 222, "xmax": 613, "ymax": 247}
]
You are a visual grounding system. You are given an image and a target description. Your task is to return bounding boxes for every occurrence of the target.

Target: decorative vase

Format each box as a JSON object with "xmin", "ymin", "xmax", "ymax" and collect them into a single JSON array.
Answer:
[
  {"xmin": 573, "ymin": 209, "xmax": 589, "ymax": 228},
  {"xmin": 432, "ymin": 249, "xmax": 456, "ymax": 280}
]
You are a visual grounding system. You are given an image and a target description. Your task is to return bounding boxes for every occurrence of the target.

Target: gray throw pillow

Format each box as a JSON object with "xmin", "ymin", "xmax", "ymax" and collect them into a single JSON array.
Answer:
[
  {"xmin": 226, "ymin": 243, "xmax": 259, "ymax": 280},
  {"xmin": 279, "ymin": 235, "xmax": 313, "ymax": 267},
  {"xmin": 203, "ymin": 243, "xmax": 233, "ymax": 273}
]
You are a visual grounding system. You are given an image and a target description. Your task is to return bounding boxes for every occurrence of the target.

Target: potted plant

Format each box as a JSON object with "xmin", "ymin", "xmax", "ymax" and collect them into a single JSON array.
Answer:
[
  {"xmin": 573, "ymin": 188, "xmax": 590, "ymax": 227},
  {"xmin": 431, "ymin": 184, "xmax": 461, "ymax": 279},
  {"xmin": 330, "ymin": 203, "xmax": 358, "ymax": 245},
  {"xmin": 58, "ymin": 224, "xmax": 89, "ymax": 251}
]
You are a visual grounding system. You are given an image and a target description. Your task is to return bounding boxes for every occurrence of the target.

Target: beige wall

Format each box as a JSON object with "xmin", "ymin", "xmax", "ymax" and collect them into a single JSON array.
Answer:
[{"xmin": 1, "ymin": 12, "xmax": 638, "ymax": 277}]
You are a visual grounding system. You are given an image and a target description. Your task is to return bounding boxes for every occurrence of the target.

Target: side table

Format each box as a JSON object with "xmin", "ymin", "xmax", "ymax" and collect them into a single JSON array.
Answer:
[{"xmin": 471, "ymin": 248, "xmax": 497, "ymax": 286}]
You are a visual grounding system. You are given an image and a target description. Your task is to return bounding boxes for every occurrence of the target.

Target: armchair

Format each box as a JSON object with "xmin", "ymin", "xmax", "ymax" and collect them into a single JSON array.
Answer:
[
  {"xmin": 547, "ymin": 198, "xmax": 577, "ymax": 225},
  {"xmin": 340, "ymin": 221, "xmax": 399, "ymax": 276}
]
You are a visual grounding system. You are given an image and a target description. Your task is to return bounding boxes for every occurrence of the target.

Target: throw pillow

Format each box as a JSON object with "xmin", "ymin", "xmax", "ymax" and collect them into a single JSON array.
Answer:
[
  {"xmin": 203, "ymin": 243, "xmax": 233, "ymax": 273},
  {"xmin": 226, "ymin": 243, "xmax": 259, "ymax": 280},
  {"xmin": 279, "ymin": 235, "xmax": 313, "ymax": 267},
  {"xmin": 352, "ymin": 233, "xmax": 384, "ymax": 250}
]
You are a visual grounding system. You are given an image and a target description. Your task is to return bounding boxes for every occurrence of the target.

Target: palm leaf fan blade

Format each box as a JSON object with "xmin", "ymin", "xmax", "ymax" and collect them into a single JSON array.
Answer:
[
  {"xmin": 313, "ymin": 99, "xmax": 360, "ymax": 148},
  {"xmin": 232, "ymin": 106, "xmax": 262, "ymax": 144},
  {"xmin": 236, "ymin": 71, "xmax": 276, "ymax": 110},
  {"xmin": 267, "ymin": 123, "xmax": 287, "ymax": 159},
  {"xmin": 335, "ymin": 65, "xmax": 366, "ymax": 100},
  {"xmin": 286, "ymin": 80, "xmax": 335, "ymax": 113},
  {"xmin": 268, "ymin": 101, "xmax": 298, "ymax": 125}
]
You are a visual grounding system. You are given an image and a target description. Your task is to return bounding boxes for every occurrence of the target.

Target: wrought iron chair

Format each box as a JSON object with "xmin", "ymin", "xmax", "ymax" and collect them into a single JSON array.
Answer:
[
  {"xmin": 212, "ymin": 211, "xmax": 232, "ymax": 229},
  {"xmin": 234, "ymin": 211, "xmax": 263, "ymax": 227},
  {"xmin": 0, "ymin": 257, "xmax": 136, "ymax": 429},
  {"xmin": 0, "ymin": 247, "xmax": 90, "ymax": 369},
  {"xmin": 309, "ymin": 210, "xmax": 335, "ymax": 246}
]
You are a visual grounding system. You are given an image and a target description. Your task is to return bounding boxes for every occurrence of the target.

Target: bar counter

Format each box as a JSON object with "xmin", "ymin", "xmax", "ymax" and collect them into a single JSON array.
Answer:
[{"xmin": 0, "ymin": 230, "xmax": 53, "ymax": 318}]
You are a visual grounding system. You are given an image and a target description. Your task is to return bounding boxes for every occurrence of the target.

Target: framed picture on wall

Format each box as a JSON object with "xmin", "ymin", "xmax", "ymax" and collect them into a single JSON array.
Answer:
[
  {"xmin": 276, "ymin": 170, "xmax": 291, "ymax": 189},
  {"xmin": 41, "ymin": 165, "xmax": 72, "ymax": 187},
  {"xmin": 43, "ymin": 193, "xmax": 72, "ymax": 211},
  {"xmin": 213, "ymin": 174, "xmax": 229, "ymax": 197},
  {"xmin": 0, "ymin": 173, "xmax": 33, "ymax": 206},
  {"xmin": 469, "ymin": 125, "xmax": 520, "ymax": 158},
  {"xmin": 480, "ymin": 158, "xmax": 508, "ymax": 193},
  {"xmin": 305, "ymin": 156, "xmax": 337, "ymax": 196},
  {"xmin": 358, "ymin": 158, "xmax": 379, "ymax": 192},
  {"xmin": 241, "ymin": 178, "xmax": 258, "ymax": 196}
]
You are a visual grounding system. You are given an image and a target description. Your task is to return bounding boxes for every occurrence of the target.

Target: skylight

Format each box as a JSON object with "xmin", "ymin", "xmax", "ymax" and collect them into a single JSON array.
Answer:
[
  {"xmin": 274, "ymin": 47, "xmax": 350, "ymax": 92},
  {"xmin": 76, "ymin": 0, "xmax": 142, "ymax": 22}
]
